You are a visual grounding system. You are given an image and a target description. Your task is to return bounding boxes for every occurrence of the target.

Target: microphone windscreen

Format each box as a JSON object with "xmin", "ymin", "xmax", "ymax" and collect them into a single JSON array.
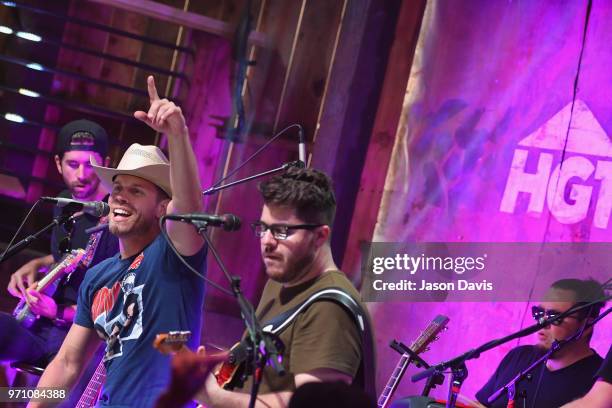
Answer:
[{"xmin": 222, "ymin": 214, "xmax": 241, "ymax": 231}]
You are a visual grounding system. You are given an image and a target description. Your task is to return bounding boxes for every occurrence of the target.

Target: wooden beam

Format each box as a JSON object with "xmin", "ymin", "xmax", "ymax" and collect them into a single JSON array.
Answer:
[
  {"xmin": 340, "ymin": 0, "xmax": 427, "ymax": 280},
  {"xmin": 88, "ymin": 0, "xmax": 269, "ymax": 47}
]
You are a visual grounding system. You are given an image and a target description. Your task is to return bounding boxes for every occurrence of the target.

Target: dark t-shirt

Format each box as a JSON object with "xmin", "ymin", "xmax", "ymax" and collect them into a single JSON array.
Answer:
[
  {"xmin": 596, "ymin": 345, "xmax": 612, "ymax": 383},
  {"xmin": 238, "ymin": 270, "xmax": 370, "ymax": 394},
  {"xmin": 50, "ymin": 190, "xmax": 118, "ymax": 305},
  {"xmin": 476, "ymin": 345, "xmax": 603, "ymax": 408},
  {"xmin": 75, "ymin": 233, "xmax": 207, "ymax": 407}
]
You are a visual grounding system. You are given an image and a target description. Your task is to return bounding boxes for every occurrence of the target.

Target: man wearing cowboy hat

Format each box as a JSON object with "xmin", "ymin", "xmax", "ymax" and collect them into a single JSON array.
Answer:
[{"xmin": 31, "ymin": 76, "xmax": 207, "ymax": 408}]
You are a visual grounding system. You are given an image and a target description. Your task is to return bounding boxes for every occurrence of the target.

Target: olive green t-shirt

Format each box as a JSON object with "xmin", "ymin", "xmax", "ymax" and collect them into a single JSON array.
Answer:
[{"xmin": 239, "ymin": 270, "xmax": 367, "ymax": 394}]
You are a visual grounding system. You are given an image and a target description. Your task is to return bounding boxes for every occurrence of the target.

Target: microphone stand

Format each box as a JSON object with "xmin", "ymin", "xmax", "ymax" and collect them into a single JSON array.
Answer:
[
  {"xmin": 202, "ymin": 161, "xmax": 304, "ymax": 196},
  {"xmin": 411, "ymin": 297, "xmax": 611, "ymax": 408},
  {"xmin": 0, "ymin": 207, "xmax": 83, "ymax": 264},
  {"xmin": 487, "ymin": 305, "xmax": 612, "ymax": 407},
  {"xmin": 191, "ymin": 220, "xmax": 285, "ymax": 408}
]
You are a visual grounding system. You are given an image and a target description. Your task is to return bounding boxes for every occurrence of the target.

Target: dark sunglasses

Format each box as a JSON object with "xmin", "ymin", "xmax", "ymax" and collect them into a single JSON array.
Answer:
[{"xmin": 531, "ymin": 305, "xmax": 580, "ymax": 326}]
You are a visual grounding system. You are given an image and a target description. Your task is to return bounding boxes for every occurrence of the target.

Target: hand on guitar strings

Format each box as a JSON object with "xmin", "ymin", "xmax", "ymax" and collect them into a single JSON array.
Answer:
[{"xmin": 25, "ymin": 283, "xmax": 58, "ymax": 320}]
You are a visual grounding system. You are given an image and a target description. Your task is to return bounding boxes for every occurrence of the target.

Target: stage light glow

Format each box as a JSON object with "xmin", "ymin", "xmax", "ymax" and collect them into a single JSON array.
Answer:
[
  {"xmin": 18, "ymin": 88, "xmax": 40, "ymax": 98},
  {"xmin": 1, "ymin": 2, "xmax": 17, "ymax": 7},
  {"xmin": 0, "ymin": 25, "xmax": 13, "ymax": 34},
  {"xmin": 26, "ymin": 63, "xmax": 43, "ymax": 71},
  {"xmin": 4, "ymin": 113, "xmax": 24, "ymax": 123},
  {"xmin": 16, "ymin": 31, "xmax": 42, "ymax": 42}
]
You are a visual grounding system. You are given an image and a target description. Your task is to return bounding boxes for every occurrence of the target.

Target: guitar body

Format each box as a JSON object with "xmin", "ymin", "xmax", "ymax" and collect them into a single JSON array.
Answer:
[
  {"xmin": 215, "ymin": 359, "xmax": 243, "ymax": 389},
  {"xmin": 13, "ymin": 300, "xmax": 38, "ymax": 328},
  {"xmin": 214, "ymin": 340, "xmax": 254, "ymax": 390},
  {"xmin": 153, "ymin": 333, "xmax": 251, "ymax": 390}
]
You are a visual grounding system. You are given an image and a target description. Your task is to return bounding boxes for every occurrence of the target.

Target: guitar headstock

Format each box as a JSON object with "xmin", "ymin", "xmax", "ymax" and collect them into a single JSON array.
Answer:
[
  {"xmin": 60, "ymin": 249, "xmax": 87, "ymax": 273},
  {"xmin": 410, "ymin": 314, "xmax": 449, "ymax": 354},
  {"xmin": 154, "ymin": 331, "xmax": 192, "ymax": 354}
]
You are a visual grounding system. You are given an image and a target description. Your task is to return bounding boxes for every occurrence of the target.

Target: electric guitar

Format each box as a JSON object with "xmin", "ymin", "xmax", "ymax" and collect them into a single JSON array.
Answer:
[
  {"xmin": 377, "ymin": 315, "xmax": 450, "ymax": 408},
  {"xmin": 153, "ymin": 332, "xmax": 251, "ymax": 390},
  {"xmin": 12, "ymin": 249, "xmax": 86, "ymax": 327},
  {"xmin": 12, "ymin": 224, "xmax": 104, "ymax": 328},
  {"xmin": 75, "ymin": 359, "xmax": 106, "ymax": 408}
]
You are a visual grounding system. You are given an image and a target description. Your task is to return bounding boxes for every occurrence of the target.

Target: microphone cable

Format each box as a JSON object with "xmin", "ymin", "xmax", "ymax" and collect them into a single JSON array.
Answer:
[
  {"xmin": 158, "ymin": 215, "xmax": 233, "ymax": 297},
  {"xmin": 205, "ymin": 123, "xmax": 304, "ymax": 194},
  {"xmin": 0, "ymin": 199, "xmax": 42, "ymax": 263}
]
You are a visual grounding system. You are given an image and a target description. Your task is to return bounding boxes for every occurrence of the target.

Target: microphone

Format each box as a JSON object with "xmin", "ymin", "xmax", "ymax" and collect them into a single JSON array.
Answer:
[
  {"xmin": 298, "ymin": 126, "xmax": 307, "ymax": 166},
  {"xmin": 41, "ymin": 197, "xmax": 110, "ymax": 218},
  {"xmin": 165, "ymin": 213, "xmax": 241, "ymax": 232}
]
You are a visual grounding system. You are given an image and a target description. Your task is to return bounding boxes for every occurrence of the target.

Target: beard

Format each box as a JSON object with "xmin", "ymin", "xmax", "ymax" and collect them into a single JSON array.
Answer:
[
  {"xmin": 67, "ymin": 177, "xmax": 100, "ymax": 200},
  {"xmin": 109, "ymin": 212, "xmax": 155, "ymax": 238},
  {"xmin": 266, "ymin": 249, "xmax": 315, "ymax": 284}
]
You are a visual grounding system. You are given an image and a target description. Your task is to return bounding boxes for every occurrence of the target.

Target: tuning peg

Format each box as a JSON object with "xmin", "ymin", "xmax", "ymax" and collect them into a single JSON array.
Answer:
[
  {"xmin": 424, "ymin": 347, "xmax": 430, "ymax": 352},
  {"xmin": 434, "ymin": 336, "xmax": 440, "ymax": 341},
  {"xmin": 443, "ymin": 326, "xmax": 449, "ymax": 331}
]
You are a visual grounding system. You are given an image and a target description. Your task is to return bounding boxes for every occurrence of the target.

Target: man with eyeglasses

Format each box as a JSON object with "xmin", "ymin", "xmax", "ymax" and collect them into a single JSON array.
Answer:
[
  {"xmin": 194, "ymin": 167, "xmax": 375, "ymax": 407},
  {"xmin": 475, "ymin": 278, "xmax": 606, "ymax": 408}
]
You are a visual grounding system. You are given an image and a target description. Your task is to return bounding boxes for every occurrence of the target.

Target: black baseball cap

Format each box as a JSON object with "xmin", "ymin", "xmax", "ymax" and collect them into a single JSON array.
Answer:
[{"xmin": 55, "ymin": 119, "xmax": 109, "ymax": 157}]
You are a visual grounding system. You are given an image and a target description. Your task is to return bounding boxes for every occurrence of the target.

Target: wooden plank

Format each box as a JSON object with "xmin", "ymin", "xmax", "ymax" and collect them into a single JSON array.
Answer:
[
  {"xmin": 340, "ymin": 0, "xmax": 427, "ymax": 280},
  {"xmin": 88, "ymin": 0, "xmax": 269, "ymax": 47},
  {"xmin": 272, "ymin": 0, "xmax": 345, "ymax": 141},
  {"xmin": 311, "ymin": 0, "xmax": 403, "ymax": 270}
]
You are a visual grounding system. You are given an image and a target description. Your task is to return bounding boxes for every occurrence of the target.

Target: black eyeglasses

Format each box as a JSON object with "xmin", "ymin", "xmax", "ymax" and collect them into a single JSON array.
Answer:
[
  {"xmin": 531, "ymin": 305, "xmax": 580, "ymax": 326},
  {"xmin": 250, "ymin": 221, "xmax": 323, "ymax": 240}
]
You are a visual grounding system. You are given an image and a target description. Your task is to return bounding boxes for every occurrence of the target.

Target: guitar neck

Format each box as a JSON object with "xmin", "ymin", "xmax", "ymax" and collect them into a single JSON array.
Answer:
[
  {"xmin": 377, "ymin": 315, "xmax": 449, "ymax": 408},
  {"xmin": 35, "ymin": 258, "xmax": 74, "ymax": 293},
  {"xmin": 377, "ymin": 353, "xmax": 411, "ymax": 408},
  {"xmin": 76, "ymin": 359, "xmax": 106, "ymax": 408}
]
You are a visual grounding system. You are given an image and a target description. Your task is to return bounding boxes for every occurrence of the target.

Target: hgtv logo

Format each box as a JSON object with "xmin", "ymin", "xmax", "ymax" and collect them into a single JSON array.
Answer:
[{"xmin": 500, "ymin": 100, "xmax": 611, "ymax": 229}]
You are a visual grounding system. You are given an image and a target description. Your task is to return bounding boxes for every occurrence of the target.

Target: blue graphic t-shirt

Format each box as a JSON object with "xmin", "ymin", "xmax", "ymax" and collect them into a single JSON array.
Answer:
[{"xmin": 75, "ymin": 233, "xmax": 207, "ymax": 407}]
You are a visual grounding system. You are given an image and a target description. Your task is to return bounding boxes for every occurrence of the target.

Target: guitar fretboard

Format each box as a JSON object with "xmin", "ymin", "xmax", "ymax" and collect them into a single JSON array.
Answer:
[
  {"xmin": 76, "ymin": 359, "xmax": 106, "ymax": 408},
  {"xmin": 377, "ymin": 315, "xmax": 449, "ymax": 408},
  {"xmin": 378, "ymin": 354, "xmax": 411, "ymax": 407}
]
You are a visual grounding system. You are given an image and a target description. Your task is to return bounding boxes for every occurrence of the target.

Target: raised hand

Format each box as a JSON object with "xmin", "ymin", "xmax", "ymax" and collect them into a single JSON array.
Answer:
[{"xmin": 134, "ymin": 75, "xmax": 187, "ymax": 136}]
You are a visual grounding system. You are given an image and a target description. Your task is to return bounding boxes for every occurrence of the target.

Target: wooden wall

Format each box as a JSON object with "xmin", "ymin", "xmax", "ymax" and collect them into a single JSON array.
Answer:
[{"xmin": 0, "ymin": 0, "xmax": 424, "ymax": 359}]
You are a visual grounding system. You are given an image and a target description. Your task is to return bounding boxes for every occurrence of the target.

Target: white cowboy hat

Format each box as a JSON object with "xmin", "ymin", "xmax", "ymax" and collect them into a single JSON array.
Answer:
[{"xmin": 90, "ymin": 143, "xmax": 172, "ymax": 197}]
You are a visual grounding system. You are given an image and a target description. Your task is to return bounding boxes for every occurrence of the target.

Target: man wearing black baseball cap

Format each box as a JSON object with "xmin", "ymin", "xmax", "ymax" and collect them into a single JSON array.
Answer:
[
  {"xmin": 53, "ymin": 118, "xmax": 109, "ymax": 201},
  {"xmin": 2, "ymin": 119, "xmax": 119, "ymax": 387}
]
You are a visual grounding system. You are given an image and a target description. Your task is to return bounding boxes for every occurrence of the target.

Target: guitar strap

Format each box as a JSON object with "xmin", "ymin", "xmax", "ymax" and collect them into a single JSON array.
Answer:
[{"xmin": 260, "ymin": 287, "xmax": 376, "ymax": 399}]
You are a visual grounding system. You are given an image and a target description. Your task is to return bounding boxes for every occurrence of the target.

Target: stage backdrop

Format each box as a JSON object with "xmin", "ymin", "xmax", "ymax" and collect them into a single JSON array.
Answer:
[{"xmin": 370, "ymin": 0, "xmax": 611, "ymax": 404}]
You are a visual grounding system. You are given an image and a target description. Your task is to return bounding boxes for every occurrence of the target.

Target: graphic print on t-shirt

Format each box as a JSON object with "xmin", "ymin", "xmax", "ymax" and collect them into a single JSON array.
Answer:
[{"xmin": 91, "ymin": 269, "xmax": 145, "ymax": 362}]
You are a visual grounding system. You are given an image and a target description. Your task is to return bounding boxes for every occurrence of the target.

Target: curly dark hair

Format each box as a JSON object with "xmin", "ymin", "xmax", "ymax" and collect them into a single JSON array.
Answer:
[{"xmin": 258, "ymin": 167, "xmax": 336, "ymax": 226}]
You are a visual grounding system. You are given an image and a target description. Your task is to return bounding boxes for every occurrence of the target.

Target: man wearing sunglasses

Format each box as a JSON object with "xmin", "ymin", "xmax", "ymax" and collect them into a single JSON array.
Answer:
[
  {"xmin": 476, "ymin": 278, "xmax": 606, "ymax": 408},
  {"xmin": 195, "ymin": 167, "xmax": 374, "ymax": 407}
]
